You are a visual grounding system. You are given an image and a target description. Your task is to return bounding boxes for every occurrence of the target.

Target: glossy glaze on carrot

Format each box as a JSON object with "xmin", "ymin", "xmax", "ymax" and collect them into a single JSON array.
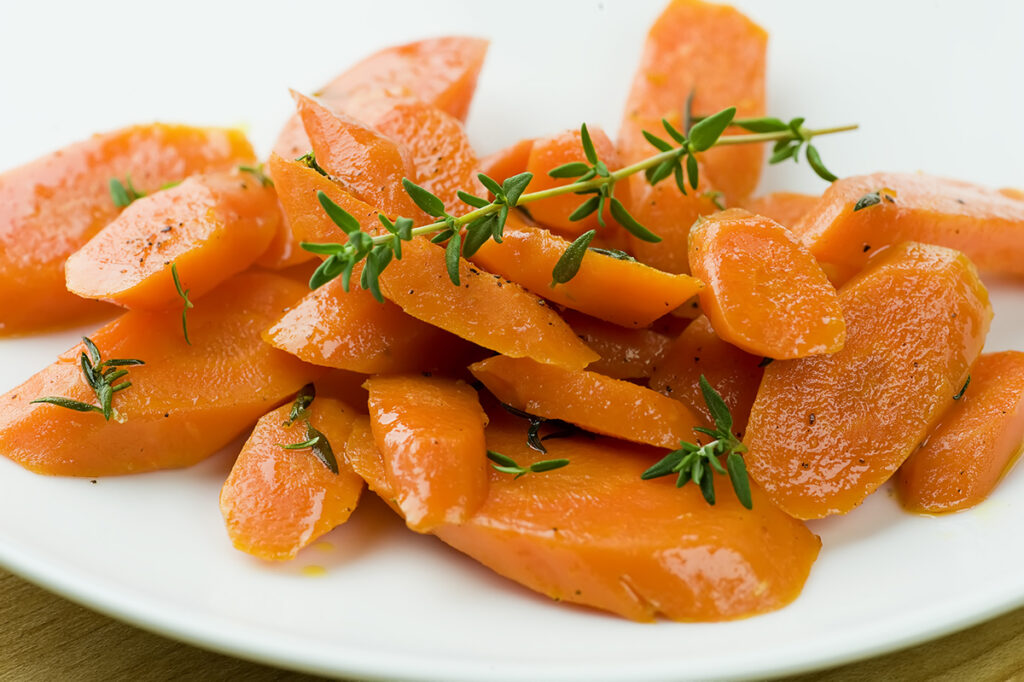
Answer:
[{"xmin": 562, "ymin": 310, "xmax": 672, "ymax": 380}]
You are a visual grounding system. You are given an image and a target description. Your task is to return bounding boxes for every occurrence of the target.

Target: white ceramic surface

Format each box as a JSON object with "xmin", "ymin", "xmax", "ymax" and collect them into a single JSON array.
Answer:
[{"xmin": 1, "ymin": 1, "xmax": 1023, "ymax": 680}]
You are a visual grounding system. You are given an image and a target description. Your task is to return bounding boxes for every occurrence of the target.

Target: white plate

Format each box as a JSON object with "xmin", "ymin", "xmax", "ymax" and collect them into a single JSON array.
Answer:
[{"xmin": 1, "ymin": 1, "xmax": 1023, "ymax": 680}]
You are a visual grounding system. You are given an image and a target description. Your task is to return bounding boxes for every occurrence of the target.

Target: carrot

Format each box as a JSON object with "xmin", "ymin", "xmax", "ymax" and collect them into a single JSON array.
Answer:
[
  {"xmin": 619, "ymin": 0, "xmax": 767, "ymax": 203},
  {"xmin": 898, "ymin": 352, "xmax": 1024, "ymax": 514},
  {"xmin": 344, "ymin": 411, "xmax": 821, "ymax": 622},
  {"xmin": 688, "ymin": 209, "xmax": 846, "ymax": 359},
  {"xmin": 469, "ymin": 355, "xmax": 701, "ymax": 449},
  {"xmin": 479, "ymin": 138, "xmax": 534, "ymax": 185},
  {"xmin": 469, "ymin": 215, "xmax": 703, "ymax": 327},
  {"xmin": 0, "ymin": 272, "xmax": 321, "ymax": 477},
  {"xmin": 0, "ymin": 124, "xmax": 254, "ymax": 335},
  {"xmin": 649, "ymin": 316, "xmax": 764, "ymax": 438},
  {"xmin": 365, "ymin": 375, "xmax": 489, "ymax": 531},
  {"xmin": 219, "ymin": 394, "xmax": 363, "ymax": 561},
  {"xmin": 742, "ymin": 192, "xmax": 819, "ymax": 228},
  {"xmin": 561, "ymin": 310, "xmax": 672, "ymax": 380},
  {"xmin": 65, "ymin": 168, "xmax": 278, "ymax": 310},
  {"xmin": 745, "ymin": 242, "xmax": 992, "ymax": 519},
  {"xmin": 795, "ymin": 172, "xmax": 1024, "ymax": 284}
]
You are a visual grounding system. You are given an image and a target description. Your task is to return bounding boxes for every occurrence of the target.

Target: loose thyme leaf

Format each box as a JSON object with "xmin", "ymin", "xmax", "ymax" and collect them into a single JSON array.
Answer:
[
  {"xmin": 588, "ymin": 247, "xmax": 637, "ymax": 262},
  {"xmin": 580, "ymin": 123, "xmax": 598, "ymax": 164},
  {"xmin": 403, "ymin": 178, "xmax": 448, "ymax": 217},
  {"xmin": 286, "ymin": 384, "xmax": 316, "ymax": 426},
  {"xmin": 281, "ymin": 436, "xmax": 320, "ymax": 450},
  {"xmin": 171, "ymin": 263, "xmax": 194, "ymax": 345},
  {"xmin": 30, "ymin": 397, "xmax": 101, "ymax": 413},
  {"xmin": 307, "ymin": 425, "xmax": 339, "ymax": 474},
  {"xmin": 445, "ymin": 230, "xmax": 462, "ymax": 285},
  {"xmin": 239, "ymin": 163, "xmax": 273, "ymax": 187},
  {"xmin": 486, "ymin": 450, "xmax": 519, "ymax": 468},
  {"xmin": 529, "ymin": 459, "xmax": 570, "ymax": 473},
  {"xmin": 317, "ymin": 191, "xmax": 361, "ymax": 232},
  {"xmin": 609, "ymin": 198, "xmax": 661, "ymax": 243},
  {"xmin": 853, "ymin": 191, "xmax": 882, "ymax": 212},
  {"xmin": 486, "ymin": 450, "xmax": 569, "ymax": 478},
  {"xmin": 551, "ymin": 230, "xmax": 596, "ymax": 286},
  {"xmin": 953, "ymin": 375, "xmax": 971, "ymax": 400},
  {"xmin": 805, "ymin": 144, "xmax": 839, "ymax": 182},
  {"xmin": 688, "ymin": 106, "xmax": 736, "ymax": 151},
  {"xmin": 109, "ymin": 174, "xmax": 144, "ymax": 208},
  {"xmin": 549, "ymin": 162, "xmax": 591, "ymax": 179}
]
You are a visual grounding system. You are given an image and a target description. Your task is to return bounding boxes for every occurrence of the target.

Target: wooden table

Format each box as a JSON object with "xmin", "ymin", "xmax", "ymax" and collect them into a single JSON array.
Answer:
[{"xmin": 3, "ymin": 569, "xmax": 1024, "ymax": 681}]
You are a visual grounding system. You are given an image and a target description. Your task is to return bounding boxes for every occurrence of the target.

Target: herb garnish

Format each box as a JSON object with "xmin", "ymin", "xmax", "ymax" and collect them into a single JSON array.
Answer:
[
  {"xmin": 239, "ymin": 163, "xmax": 274, "ymax": 187},
  {"xmin": 31, "ymin": 337, "xmax": 144, "ymax": 421},
  {"xmin": 170, "ymin": 263, "xmax": 194, "ymax": 345},
  {"xmin": 486, "ymin": 450, "xmax": 569, "ymax": 479},
  {"xmin": 296, "ymin": 151, "xmax": 329, "ymax": 177},
  {"xmin": 641, "ymin": 376, "xmax": 752, "ymax": 509},
  {"xmin": 953, "ymin": 375, "xmax": 971, "ymax": 400},
  {"xmin": 853, "ymin": 188, "xmax": 897, "ymax": 212},
  {"xmin": 499, "ymin": 401, "xmax": 580, "ymax": 453},
  {"xmin": 109, "ymin": 174, "xmax": 145, "ymax": 208},
  {"xmin": 279, "ymin": 384, "xmax": 338, "ymax": 474}
]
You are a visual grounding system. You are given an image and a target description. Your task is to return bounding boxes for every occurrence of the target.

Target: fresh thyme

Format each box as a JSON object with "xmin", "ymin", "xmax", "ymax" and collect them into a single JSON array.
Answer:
[
  {"xmin": 300, "ymin": 106, "xmax": 857, "ymax": 297},
  {"xmin": 279, "ymin": 384, "xmax": 338, "ymax": 474},
  {"xmin": 498, "ymin": 401, "xmax": 581, "ymax": 453},
  {"xmin": 953, "ymin": 375, "xmax": 971, "ymax": 400},
  {"xmin": 170, "ymin": 263, "xmax": 193, "ymax": 345},
  {"xmin": 31, "ymin": 337, "xmax": 144, "ymax": 421},
  {"xmin": 641, "ymin": 375, "xmax": 752, "ymax": 509},
  {"xmin": 853, "ymin": 188, "xmax": 897, "ymax": 212},
  {"xmin": 486, "ymin": 450, "xmax": 569, "ymax": 479},
  {"xmin": 109, "ymin": 174, "xmax": 145, "ymax": 208},
  {"xmin": 239, "ymin": 163, "xmax": 274, "ymax": 187}
]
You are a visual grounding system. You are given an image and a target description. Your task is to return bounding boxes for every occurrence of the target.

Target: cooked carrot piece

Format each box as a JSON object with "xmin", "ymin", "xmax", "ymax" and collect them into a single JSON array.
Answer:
[
  {"xmin": 745, "ymin": 242, "xmax": 992, "ymax": 519},
  {"xmin": 469, "ymin": 216, "xmax": 703, "ymax": 328},
  {"xmin": 1001, "ymin": 188, "xmax": 1024, "ymax": 201},
  {"xmin": 619, "ymin": 0, "xmax": 767, "ymax": 203},
  {"xmin": 0, "ymin": 272, "xmax": 321, "ymax": 477},
  {"xmin": 219, "ymin": 395, "xmax": 363, "ymax": 561},
  {"xmin": 264, "ymin": 276, "xmax": 474, "ymax": 375},
  {"xmin": 292, "ymin": 91, "xmax": 426, "ymax": 221},
  {"xmin": 380, "ymin": 238, "xmax": 598, "ymax": 370},
  {"xmin": 689, "ymin": 209, "xmax": 846, "ymax": 359},
  {"xmin": 469, "ymin": 355, "xmax": 700, "ymax": 449},
  {"xmin": 0, "ymin": 124, "xmax": 254, "ymax": 335},
  {"xmin": 795, "ymin": 172, "xmax": 1024, "ymax": 284},
  {"xmin": 523, "ymin": 126, "xmax": 631, "ymax": 237},
  {"xmin": 649, "ymin": 316, "xmax": 764, "ymax": 438},
  {"xmin": 742, "ymin": 192, "xmax": 819, "ymax": 228},
  {"xmin": 479, "ymin": 138, "xmax": 534, "ymax": 185},
  {"xmin": 898, "ymin": 352, "xmax": 1024, "ymax": 514},
  {"xmin": 344, "ymin": 411, "xmax": 820, "ymax": 622},
  {"xmin": 365, "ymin": 375, "xmax": 489, "ymax": 531},
  {"xmin": 562, "ymin": 310, "xmax": 672, "ymax": 380},
  {"xmin": 65, "ymin": 169, "xmax": 278, "ymax": 310}
]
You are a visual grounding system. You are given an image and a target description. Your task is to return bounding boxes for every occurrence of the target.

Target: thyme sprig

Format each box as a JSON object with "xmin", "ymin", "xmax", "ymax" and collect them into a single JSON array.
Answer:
[
  {"xmin": 170, "ymin": 263, "xmax": 193, "ymax": 345},
  {"xmin": 279, "ymin": 384, "xmax": 338, "ymax": 474},
  {"xmin": 486, "ymin": 450, "xmax": 569, "ymax": 479},
  {"xmin": 31, "ymin": 337, "xmax": 144, "ymax": 421},
  {"xmin": 641, "ymin": 376, "xmax": 752, "ymax": 509},
  {"xmin": 109, "ymin": 174, "xmax": 145, "ymax": 208}
]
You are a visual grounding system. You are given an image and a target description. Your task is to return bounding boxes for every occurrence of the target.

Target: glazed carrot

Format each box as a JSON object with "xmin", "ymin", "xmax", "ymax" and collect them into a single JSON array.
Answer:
[
  {"xmin": 315, "ymin": 369, "xmax": 372, "ymax": 408},
  {"xmin": 742, "ymin": 192, "xmax": 819, "ymax": 228},
  {"xmin": 479, "ymin": 138, "xmax": 534, "ymax": 185},
  {"xmin": 745, "ymin": 242, "xmax": 992, "ymax": 519},
  {"xmin": 795, "ymin": 172, "xmax": 1024, "ymax": 284},
  {"xmin": 469, "ymin": 215, "xmax": 703, "ymax": 327},
  {"xmin": 897, "ymin": 352, "xmax": 1024, "ymax": 514},
  {"xmin": 469, "ymin": 355, "xmax": 701, "ymax": 449},
  {"xmin": 524, "ymin": 126, "xmax": 631, "ymax": 237},
  {"xmin": 649, "ymin": 316, "xmax": 764, "ymax": 438},
  {"xmin": 689, "ymin": 209, "xmax": 846, "ymax": 359},
  {"xmin": 0, "ymin": 124, "xmax": 254, "ymax": 335},
  {"xmin": 0, "ymin": 272, "xmax": 321, "ymax": 477},
  {"xmin": 220, "ymin": 395, "xmax": 363, "ymax": 561},
  {"xmin": 562, "ymin": 310, "xmax": 672, "ymax": 380},
  {"xmin": 345, "ymin": 411, "xmax": 821, "ymax": 622},
  {"xmin": 264, "ymin": 276, "xmax": 475, "ymax": 375},
  {"xmin": 65, "ymin": 168, "xmax": 278, "ymax": 310},
  {"xmin": 1001, "ymin": 188, "xmax": 1024, "ymax": 201},
  {"xmin": 619, "ymin": 0, "xmax": 767, "ymax": 202},
  {"xmin": 380, "ymin": 238, "xmax": 598, "ymax": 370},
  {"xmin": 365, "ymin": 375, "xmax": 489, "ymax": 531}
]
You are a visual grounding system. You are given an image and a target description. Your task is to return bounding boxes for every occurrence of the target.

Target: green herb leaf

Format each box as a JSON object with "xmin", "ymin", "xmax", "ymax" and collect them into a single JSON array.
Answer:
[
  {"xmin": 853, "ymin": 191, "xmax": 882, "ymax": 211},
  {"xmin": 477, "ymin": 173, "xmax": 504, "ymax": 198},
  {"xmin": 953, "ymin": 375, "xmax": 971, "ymax": 400},
  {"xmin": 548, "ymin": 162, "xmax": 591, "ymax": 179},
  {"xmin": 300, "ymin": 242, "xmax": 346, "ymax": 255},
  {"xmin": 109, "ymin": 174, "xmax": 144, "ymax": 208},
  {"xmin": 686, "ymin": 153, "xmax": 700, "ymax": 190},
  {"xmin": 486, "ymin": 450, "xmax": 519, "ymax": 468},
  {"xmin": 457, "ymin": 190, "xmax": 491, "ymax": 208},
  {"xmin": 688, "ymin": 106, "xmax": 736, "ymax": 151},
  {"xmin": 551, "ymin": 230, "xmax": 595, "ymax": 286},
  {"xmin": 445, "ymin": 229, "xmax": 462, "ymax": 285},
  {"xmin": 643, "ymin": 131, "xmax": 674, "ymax": 153},
  {"xmin": 307, "ymin": 424, "xmax": 339, "ymax": 474},
  {"xmin": 662, "ymin": 119, "xmax": 687, "ymax": 145},
  {"xmin": 529, "ymin": 459, "xmax": 570, "ymax": 473},
  {"xmin": 295, "ymin": 151, "xmax": 328, "ymax": 177},
  {"xmin": 683, "ymin": 90, "xmax": 695, "ymax": 133},
  {"xmin": 171, "ymin": 263, "xmax": 194, "ymax": 345},
  {"xmin": 648, "ymin": 160, "xmax": 675, "ymax": 186},
  {"xmin": 580, "ymin": 123, "xmax": 598, "ymax": 164},
  {"xmin": 501, "ymin": 172, "xmax": 533, "ymax": 206},
  {"xmin": 32, "ymin": 337, "xmax": 143, "ymax": 421},
  {"xmin": 239, "ymin": 163, "xmax": 273, "ymax": 187},
  {"xmin": 641, "ymin": 450, "xmax": 685, "ymax": 479},
  {"xmin": 734, "ymin": 117, "xmax": 788, "ymax": 133},
  {"xmin": 402, "ymin": 178, "xmax": 448, "ymax": 217},
  {"xmin": 769, "ymin": 143, "xmax": 800, "ymax": 165},
  {"xmin": 700, "ymin": 375, "xmax": 733, "ymax": 434},
  {"xmin": 286, "ymin": 384, "xmax": 316, "ymax": 426},
  {"xmin": 568, "ymin": 195, "xmax": 601, "ymax": 222},
  {"xmin": 805, "ymin": 144, "xmax": 838, "ymax": 182},
  {"xmin": 726, "ymin": 452, "xmax": 752, "ymax": 509},
  {"xmin": 281, "ymin": 436, "xmax": 320, "ymax": 450},
  {"xmin": 317, "ymin": 191, "xmax": 361, "ymax": 232},
  {"xmin": 588, "ymin": 247, "xmax": 637, "ymax": 262},
  {"xmin": 609, "ymin": 198, "xmax": 661, "ymax": 243},
  {"xmin": 29, "ymin": 397, "xmax": 102, "ymax": 413},
  {"xmin": 461, "ymin": 215, "xmax": 496, "ymax": 258}
]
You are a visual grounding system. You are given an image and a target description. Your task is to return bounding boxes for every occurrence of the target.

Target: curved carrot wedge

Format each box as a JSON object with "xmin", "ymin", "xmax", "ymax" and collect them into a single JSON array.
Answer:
[
  {"xmin": 619, "ymin": 0, "xmax": 766, "ymax": 203},
  {"xmin": 470, "ymin": 217, "xmax": 703, "ymax": 328},
  {"xmin": 524, "ymin": 126, "xmax": 631, "ymax": 237},
  {"xmin": 345, "ymin": 412, "xmax": 820, "ymax": 622},
  {"xmin": 562, "ymin": 311, "xmax": 672, "ymax": 380},
  {"xmin": 469, "ymin": 355, "xmax": 700, "ymax": 449},
  {"xmin": 381, "ymin": 238, "xmax": 598, "ymax": 370},
  {"xmin": 365, "ymin": 375, "xmax": 489, "ymax": 531},
  {"xmin": 796, "ymin": 172, "xmax": 1024, "ymax": 284},
  {"xmin": 689, "ymin": 209, "xmax": 846, "ymax": 359},
  {"xmin": 746, "ymin": 242, "xmax": 992, "ymax": 519},
  {"xmin": 65, "ymin": 169, "xmax": 278, "ymax": 309},
  {"xmin": 649, "ymin": 316, "xmax": 764, "ymax": 438},
  {"xmin": 624, "ymin": 175, "xmax": 721, "ymax": 274},
  {"xmin": 220, "ymin": 395, "xmax": 363, "ymax": 561},
  {"xmin": 742, "ymin": 192, "xmax": 819, "ymax": 228},
  {"xmin": 0, "ymin": 124, "xmax": 254, "ymax": 335},
  {"xmin": 264, "ymin": 276, "xmax": 474, "ymax": 375},
  {"xmin": 0, "ymin": 273, "xmax": 321, "ymax": 477},
  {"xmin": 898, "ymin": 352, "xmax": 1024, "ymax": 514},
  {"xmin": 479, "ymin": 138, "xmax": 534, "ymax": 185}
]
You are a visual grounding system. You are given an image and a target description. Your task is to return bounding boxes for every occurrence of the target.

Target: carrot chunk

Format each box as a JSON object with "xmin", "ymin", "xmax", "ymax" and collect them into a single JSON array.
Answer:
[
  {"xmin": 742, "ymin": 192, "xmax": 819, "ymax": 228},
  {"xmin": 562, "ymin": 310, "xmax": 672, "ymax": 380},
  {"xmin": 479, "ymin": 138, "xmax": 534, "ymax": 185}
]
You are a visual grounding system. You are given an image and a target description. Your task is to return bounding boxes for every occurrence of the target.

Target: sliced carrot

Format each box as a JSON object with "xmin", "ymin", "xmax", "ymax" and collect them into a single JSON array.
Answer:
[
  {"xmin": 0, "ymin": 272, "xmax": 321, "ymax": 477},
  {"xmin": 219, "ymin": 395, "xmax": 363, "ymax": 561},
  {"xmin": 479, "ymin": 138, "xmax": 534, "ymax": 185},
  {"xmin": 796, "ymin": 172, "xmax": 1024, "ymax": 284},
  {"xmin": 619, "ymin": 0, "xmax": 767, "ymax": 203},
  {"xmin": 742, "ymin": 192, "xmax": 819, "ymax": 228},
  {"xmin": 65, "ymin": 168, "xmax": 278, "ymax": 310},
  {"xmin": 0, "ymin": 124, "xmax": 254, "ymax": 335},
  {"xmin": 344, "ymin": 411, "xmax": 820, "ymax": 622},
  {"xmin": 898, "ymin": 352, "xmax": 1024, "ymax": 513},
  {"xmin": 469, "ymin": 355, "xmax": 700, "ymax": 449},
  {"xmin": 562, "ymin": 310, "xmax": 672, "ymax": 380},
  {"xmin": 689, "ymin": 209, "xmax": 846, "ymax": 359},
  {"xmin": 746, "ymin": 242, "xmax": 992, "ymax": 519},
  {"xmin": 649, "ymin": 316, "xmax": 763, "ymax": 438},
  {"xmin": 315, "ymin": 369, "xmax": 372, "ymax": 408},
  {"xmin": 365, "ymin": 375, "xmax": 489, "ymax": 531},
  {"xmin": 469, "ymin": 216, "xmax": 703, "ymax": 327}
]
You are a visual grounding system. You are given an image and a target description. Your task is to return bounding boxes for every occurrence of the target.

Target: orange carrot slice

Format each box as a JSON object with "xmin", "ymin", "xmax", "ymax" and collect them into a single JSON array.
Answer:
[
  {"xmin": 562, "ymin": 310, "xmax": 672, "ymax": 380},
  {"xmin": 742, "ymin": 192, "xmax": 819, "ymax": 228}
]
